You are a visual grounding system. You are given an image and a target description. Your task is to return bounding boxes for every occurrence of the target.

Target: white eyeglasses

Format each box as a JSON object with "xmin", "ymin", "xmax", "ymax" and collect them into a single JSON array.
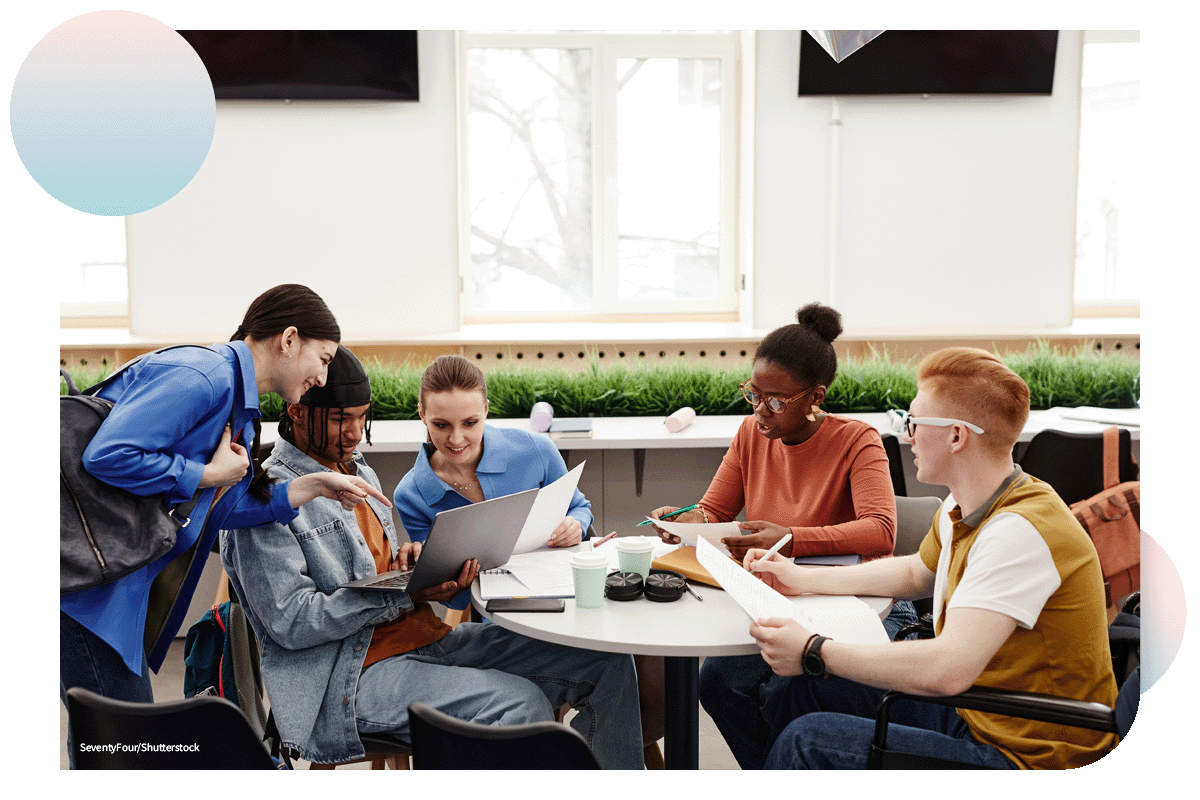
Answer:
[{"xmin": 887, "ymin": 409, "xmax": 985, "ymax": 438}]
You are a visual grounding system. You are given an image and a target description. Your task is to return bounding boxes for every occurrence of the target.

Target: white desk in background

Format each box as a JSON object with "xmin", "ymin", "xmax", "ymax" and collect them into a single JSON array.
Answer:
[
  {"xmin": 260, "ymin": 407, "xmax": 1138, "ymax": 495},
  {"xmin": 470, "ymin": 558, "xmax": 891, "ymax": 771}
]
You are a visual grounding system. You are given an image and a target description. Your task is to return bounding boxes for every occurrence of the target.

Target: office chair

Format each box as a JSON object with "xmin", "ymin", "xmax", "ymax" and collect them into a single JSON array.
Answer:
[
  {"xmin": 881, "ymin": 433, "xmax": 908, "ymax": 497},
  {"xmin": 1017, "ymin": 428, "xmax": 1137, "ymax": 507},
  {"xmin": 407, "ymin": 702, "xmax": 601, "ymax": 769},
  {"xmin": 219, "ymin": 582, "xmax": 411, "ymax": 769},
  {"xmin": 869, "ymin": 592, "xmax": 1140, "ymax": 769},
  {"xmin": 66, "ymin": 687, "xmax": 279, "ymax": 769},
  {"xmin": 892, "ymin": 496, "xmax": 942, "ymax": 628}
]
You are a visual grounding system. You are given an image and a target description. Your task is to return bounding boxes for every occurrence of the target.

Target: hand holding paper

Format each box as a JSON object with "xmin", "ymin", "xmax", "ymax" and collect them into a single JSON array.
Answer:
[
  {"xmin": 649, "ymin": 518, "xmax": 738, "ymax": 556},
  {"xmin": 511, "ymin": 462, "xmax": 585, "ymax": 555},
  {"xmin": 695, "ymin": 537, "xmax": 888, "ymax": 644}
]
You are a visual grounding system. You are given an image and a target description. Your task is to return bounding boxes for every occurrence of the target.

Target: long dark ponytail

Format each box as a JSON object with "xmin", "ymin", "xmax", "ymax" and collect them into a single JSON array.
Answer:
[{"xmin": 230, "ymin": 284, "xmax": 341, "ymax": 502}]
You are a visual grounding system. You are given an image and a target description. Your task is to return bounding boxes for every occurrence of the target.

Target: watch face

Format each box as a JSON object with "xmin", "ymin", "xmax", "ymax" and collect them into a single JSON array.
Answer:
[{"xmin": 803, "ymin": 652, "xmax": 822, "ymax": 677}]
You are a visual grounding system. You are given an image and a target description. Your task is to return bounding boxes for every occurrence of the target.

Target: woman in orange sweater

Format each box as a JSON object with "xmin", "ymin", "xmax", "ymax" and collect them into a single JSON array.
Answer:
[{"xmin": 649, "ymin": 302, "xmax": 914, "ymax": 769}]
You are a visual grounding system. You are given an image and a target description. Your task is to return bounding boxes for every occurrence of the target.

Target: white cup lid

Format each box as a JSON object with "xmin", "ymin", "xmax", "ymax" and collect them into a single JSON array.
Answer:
[
  {"xmin": 615, "ymin": 535, "xmax": 655, "ymax": 553},
  {"xmin": 570, "ymin": 551, "xmax": 609, "ymax": 568}
]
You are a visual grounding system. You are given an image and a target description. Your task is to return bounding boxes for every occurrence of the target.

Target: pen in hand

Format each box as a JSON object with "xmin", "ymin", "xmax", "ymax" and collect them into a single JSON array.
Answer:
[
  {"xmin": 636, "ymin": 503, "xmax": 701, "ymax": 526},
  {"xmin": 749, "ymin": 533, "xmax": 792, "ymax": 573}
]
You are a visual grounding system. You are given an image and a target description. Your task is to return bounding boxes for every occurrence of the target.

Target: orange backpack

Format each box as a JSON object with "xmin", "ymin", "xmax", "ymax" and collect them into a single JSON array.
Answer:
[{"xmin": 1070, "ymin": 426, "xmax": 1140, "ymax": 612}]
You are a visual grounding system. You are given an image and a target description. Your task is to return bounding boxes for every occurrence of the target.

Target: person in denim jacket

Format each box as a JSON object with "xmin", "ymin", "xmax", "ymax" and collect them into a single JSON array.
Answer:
[{"xmin": 222, "ymin": 346, "xmax": 643, "ymax": 767}]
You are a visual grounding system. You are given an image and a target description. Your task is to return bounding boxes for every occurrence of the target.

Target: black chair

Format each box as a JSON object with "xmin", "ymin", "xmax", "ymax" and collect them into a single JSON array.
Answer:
[
  {"xmin": 881, "ymin": 433, "xmax": 908, "ymax": 497},
  {"xmin": 1017, "ymin": 428, "xmax": 1137, "ymax": 507},
  {"xmin": 869, "ymin": 592, "xmax": 1140, "ymax": 769},
  {"xmin": 407, "ymin": 702, "xmax": 601, "ymax": 769},
  {"xmin": 66, "ymin": 687, "xmax": 279, "ymax": 769}
]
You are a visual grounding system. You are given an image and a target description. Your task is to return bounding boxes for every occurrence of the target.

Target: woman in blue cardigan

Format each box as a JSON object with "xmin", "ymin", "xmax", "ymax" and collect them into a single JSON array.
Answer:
[
  {"xmin": 60, "ymin": 285, "xmax": 390, "ymax": 749},
  {"xmin": 392, "ymin": 354, "xmax": 591, "ymax": 614},
  {"xmin": 391, "ymin": 355, "xmax": 665, "ymax": 767}
]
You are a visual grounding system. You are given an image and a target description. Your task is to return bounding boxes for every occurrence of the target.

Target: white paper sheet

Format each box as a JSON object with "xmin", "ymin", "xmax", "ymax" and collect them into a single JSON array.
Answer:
[
  {"xmin": 511, "ymin": 462, "xmax": 585, "ymax": 555},
  {"xmin": 649, "ymin": 519, "xmax": 739, "ymax": 556},
  {"xmin": 696, "ymin": 537, "xmax": 888, "ymax": 645},
  {"xmin": 482, "ymin": 549, "xmax": 577, "ymax": 598}
]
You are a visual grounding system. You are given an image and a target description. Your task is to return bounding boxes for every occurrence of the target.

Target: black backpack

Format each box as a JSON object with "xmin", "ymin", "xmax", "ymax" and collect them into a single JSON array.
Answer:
[{"xmin": 59, "ymin": 347, "xmax": 231, "ymax": 594}]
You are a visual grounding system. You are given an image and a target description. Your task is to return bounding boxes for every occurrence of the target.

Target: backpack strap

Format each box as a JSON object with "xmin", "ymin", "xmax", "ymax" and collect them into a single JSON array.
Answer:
[{"xmin": 1102, "ymin": 426, "xmax": 1120, "ymax": 490}]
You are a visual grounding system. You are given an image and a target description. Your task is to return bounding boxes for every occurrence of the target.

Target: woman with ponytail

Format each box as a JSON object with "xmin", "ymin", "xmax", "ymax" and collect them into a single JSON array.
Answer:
[{"xmin": 61, "ymin": 284, "xmax": 389, "ymax": 765}]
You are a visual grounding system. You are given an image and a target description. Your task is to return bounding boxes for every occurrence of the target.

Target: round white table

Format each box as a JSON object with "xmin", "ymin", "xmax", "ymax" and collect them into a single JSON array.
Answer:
[{"xmin": 470, "ymin": 578, "xmax": 891, "ymax": 769}]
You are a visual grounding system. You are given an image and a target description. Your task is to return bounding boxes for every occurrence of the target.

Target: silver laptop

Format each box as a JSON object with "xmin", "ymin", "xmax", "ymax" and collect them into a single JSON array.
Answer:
[{"xmin": 339, "ymin": 488, "xmax": 538, "ymax": 595}]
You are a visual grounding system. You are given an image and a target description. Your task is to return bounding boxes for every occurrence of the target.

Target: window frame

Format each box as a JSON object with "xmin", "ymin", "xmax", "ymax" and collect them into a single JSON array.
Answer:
[{"xmin": 456, "ymin": 31, "xmax": 742, "ymax": 323}]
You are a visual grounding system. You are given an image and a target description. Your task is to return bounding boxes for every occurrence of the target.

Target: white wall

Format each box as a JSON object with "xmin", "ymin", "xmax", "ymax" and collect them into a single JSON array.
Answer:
[
  {"xmin": 127, "ymin": 30, "xmax": 461, "ymax": 341},
  {"xmin": 752, "ymin": 30, "xmax": 1083, "ymax": 332},
  {"xmin": 126, "ymin": 30, "xmax": 1084, "ymax": 339}
]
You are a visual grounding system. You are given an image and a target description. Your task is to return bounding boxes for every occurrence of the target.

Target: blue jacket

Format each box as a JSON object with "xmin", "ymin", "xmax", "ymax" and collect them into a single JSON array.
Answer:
[
  {"xmin": 392, "ymin": 424, "xmax": 592, "ymax": 609},
  {"xmin": 221, "ymin": 438, "xmax": 410, "ymax": 764},
  {"xmin": 61, "ymin": 341, "xmax": 298, "ymax": 674}
]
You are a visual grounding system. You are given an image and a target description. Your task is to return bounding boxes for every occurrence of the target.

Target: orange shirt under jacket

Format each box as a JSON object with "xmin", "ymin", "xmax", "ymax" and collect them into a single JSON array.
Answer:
[{"xmin": 699, "ymin": 414, "xmax": 896, "ymax": 560}]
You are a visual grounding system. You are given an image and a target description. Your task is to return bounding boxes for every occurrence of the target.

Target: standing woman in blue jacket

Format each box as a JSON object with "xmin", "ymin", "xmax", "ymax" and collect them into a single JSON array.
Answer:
[{"xmin": 60, "ymin": 285, "xmax": 390, "ymax": 740}]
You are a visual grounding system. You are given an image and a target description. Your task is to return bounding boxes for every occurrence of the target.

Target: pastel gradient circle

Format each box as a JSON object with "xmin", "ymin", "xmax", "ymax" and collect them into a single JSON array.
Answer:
[{"xmin": 10, "ymin": 10, "xmax": 215, "ymax": 216}]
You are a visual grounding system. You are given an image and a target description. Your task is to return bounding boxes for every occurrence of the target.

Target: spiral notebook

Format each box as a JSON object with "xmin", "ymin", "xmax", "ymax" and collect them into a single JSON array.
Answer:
[{"xmin": 479, "ymin": 550, "xmax": 576, "ymax": 599}]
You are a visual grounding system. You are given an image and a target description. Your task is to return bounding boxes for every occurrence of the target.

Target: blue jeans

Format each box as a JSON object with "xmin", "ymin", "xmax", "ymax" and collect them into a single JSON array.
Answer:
[
  {"xmin": 60, "ymin": 611, "xmax": 153, "ymax": 769},
  {"xmin": 699, "ymin": 599, "xmax": 918, "ymax": 769},
  {"xmin": 762, "ymin": 673, "xmax": 1017, "ymax": 769},
  {"xmin": 354, "ymin": 622, "xmax": 644, "ymax": 769}
]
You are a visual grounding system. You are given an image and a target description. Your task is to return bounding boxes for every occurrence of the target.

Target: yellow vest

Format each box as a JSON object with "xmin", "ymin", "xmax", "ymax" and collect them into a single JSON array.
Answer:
[{"xmin": 919, "ymin": 471, "xmax": 1120, "ymax": 769}]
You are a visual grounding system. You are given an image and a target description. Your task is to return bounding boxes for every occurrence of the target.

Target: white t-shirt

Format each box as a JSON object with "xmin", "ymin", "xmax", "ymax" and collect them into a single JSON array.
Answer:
[{"xmin": 931, "ymin": 502, "xmax": 1061, "ymax": 630}]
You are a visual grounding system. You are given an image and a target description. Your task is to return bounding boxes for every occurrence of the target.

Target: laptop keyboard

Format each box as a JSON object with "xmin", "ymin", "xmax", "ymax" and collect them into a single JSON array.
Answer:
[{"xmin": 365, "ymin": 567, "xmax": 414, "ymax": 589}]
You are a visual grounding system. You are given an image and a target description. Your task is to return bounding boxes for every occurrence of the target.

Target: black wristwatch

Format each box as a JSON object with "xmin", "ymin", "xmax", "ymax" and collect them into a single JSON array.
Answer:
[{"xmin": 802, "ymin": 635, "xmax": 831, "ymax": 678}]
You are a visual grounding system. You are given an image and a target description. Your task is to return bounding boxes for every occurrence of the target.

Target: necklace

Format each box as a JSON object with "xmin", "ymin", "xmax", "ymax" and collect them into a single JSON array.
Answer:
[{"xmin": 447, "ymin": 473, "xmax": 476, "ymax": 491}]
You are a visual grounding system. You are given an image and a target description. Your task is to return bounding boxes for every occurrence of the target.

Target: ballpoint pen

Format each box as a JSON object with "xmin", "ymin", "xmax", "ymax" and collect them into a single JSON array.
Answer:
[
  {"xmin": 682, "ymin": 582, "xmax": 704, "ymax": 602},
  {"xmin": 636, "ymin": 503, "xmax": 701, "ymax": 526},
  {"xmin": 749, "ymin": 533, "xmax": 792, "ymax": 572}
]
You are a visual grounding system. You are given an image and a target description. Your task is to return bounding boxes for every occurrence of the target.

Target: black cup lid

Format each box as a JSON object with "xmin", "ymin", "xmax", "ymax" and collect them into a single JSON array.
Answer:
[
  {"xmin": 604, "ymin": 571, "xmax": 644, "ymax": 601},
  {"xmin": 644, "ymin": 569, "xmax": 686, "ymax": 602}
]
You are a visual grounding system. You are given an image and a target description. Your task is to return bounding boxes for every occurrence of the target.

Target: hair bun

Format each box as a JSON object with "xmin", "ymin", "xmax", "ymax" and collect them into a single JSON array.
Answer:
[{"xmin": 795, "ymin": 303, "xmax": 843, "ymax": 343}]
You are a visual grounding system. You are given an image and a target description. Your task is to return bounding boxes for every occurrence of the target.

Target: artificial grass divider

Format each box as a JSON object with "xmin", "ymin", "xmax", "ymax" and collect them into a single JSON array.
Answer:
[{"xmin": 61, "ymin": 341, "xmax": 1139, "ymax": 423}]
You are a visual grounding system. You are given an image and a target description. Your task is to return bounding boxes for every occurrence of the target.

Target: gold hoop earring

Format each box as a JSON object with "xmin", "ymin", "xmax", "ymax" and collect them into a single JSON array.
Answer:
[{"xmin": 807, "ymin": 405, "xmax": 819, "ymax": 422}]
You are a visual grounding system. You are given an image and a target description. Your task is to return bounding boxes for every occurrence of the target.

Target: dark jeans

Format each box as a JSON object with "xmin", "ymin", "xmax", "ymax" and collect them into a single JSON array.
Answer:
[
  {"xmin": 699, "ymin": 599, "xmax": 919, "ymax": 769},
  {"xmin": 60, "ymin": 611, "xmax": 153, "ymax": 769},
  {"xmin": 762, "ymin": 673, "xmax": 1017, "ymax": 769}
]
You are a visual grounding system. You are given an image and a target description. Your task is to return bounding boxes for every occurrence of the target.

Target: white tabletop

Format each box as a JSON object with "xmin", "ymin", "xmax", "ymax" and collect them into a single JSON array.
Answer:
[
  {"xmin": 262, "ymin": 407, "xmax": 1138, "ymax": 454},
  {"xmin": 469, "ymin": 579, "xmax": 892, "ymax": 658}
]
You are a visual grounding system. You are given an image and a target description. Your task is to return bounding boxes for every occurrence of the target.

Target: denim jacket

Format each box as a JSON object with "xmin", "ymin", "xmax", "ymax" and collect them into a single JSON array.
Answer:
[{"xmin": 221, "ymin": 438, "xmax": 411, "ymax": 764}]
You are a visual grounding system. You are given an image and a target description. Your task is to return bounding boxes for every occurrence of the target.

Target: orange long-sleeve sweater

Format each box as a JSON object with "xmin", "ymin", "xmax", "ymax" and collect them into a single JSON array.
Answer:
[{"xmin": 699, "ymin": 415, "xmax": 896, "ymax": 560}]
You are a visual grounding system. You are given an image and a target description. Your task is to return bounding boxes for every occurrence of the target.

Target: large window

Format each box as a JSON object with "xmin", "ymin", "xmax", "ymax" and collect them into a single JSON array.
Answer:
[
  {"xmin": 459, "ymin": 32, "xmax": 740, "ymax": 321},
  {"xmin": 57, "ymin": 212, "xmax": 128, "ymax": 320},
  {"xmin": 1074, "ymin": 31, "xmax": 1139, "ymax": 314}
]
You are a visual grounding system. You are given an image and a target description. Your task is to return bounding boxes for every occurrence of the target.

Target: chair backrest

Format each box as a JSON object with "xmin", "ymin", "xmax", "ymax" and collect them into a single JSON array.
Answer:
[
  {"xmin": 893, "ymin": 496, "xmax": 942, "ymax": 557},
  {"xmin": 407, "ymin": 702, "xmax": 601, "ymax": 769},
  {"xmin": 66, "ymin": 687, "xmax": 278, "ymax": 769},
  {"xmin": 1018, "ymin": 428, "xmax": 1137, "ymax": 507},
  {"xmin": 880, "ymin": 433, "xmax": 908, "ymax": 497}
]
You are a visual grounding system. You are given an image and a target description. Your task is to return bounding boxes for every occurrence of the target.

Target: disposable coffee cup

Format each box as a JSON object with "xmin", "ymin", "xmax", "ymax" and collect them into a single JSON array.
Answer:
[
  {"xmin": 571, "ymin": 551, "xmax": 609, "ymax": 608},
  {"xmin": 615, "ymin": 536, "xmax": 655, "ymax": 581}
]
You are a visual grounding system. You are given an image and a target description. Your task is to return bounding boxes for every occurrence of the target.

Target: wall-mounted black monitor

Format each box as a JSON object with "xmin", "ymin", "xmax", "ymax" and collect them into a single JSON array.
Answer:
[
  {"xmin": 176, "ymin": 30, "xmax": 419, "ymax": 100},
  {"xmin": 798, "ymin": 30, "xmax": 1058, "ymax": 96}
]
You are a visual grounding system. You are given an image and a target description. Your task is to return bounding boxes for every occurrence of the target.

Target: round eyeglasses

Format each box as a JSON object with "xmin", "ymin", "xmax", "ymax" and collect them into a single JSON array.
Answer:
[
  {"xmin": 740, "ymin": 381, "xmax": 817, "ymax": 414},
  {"xmin": 886, "ymin": 408, "xmax": 985, "ymax": 438}
]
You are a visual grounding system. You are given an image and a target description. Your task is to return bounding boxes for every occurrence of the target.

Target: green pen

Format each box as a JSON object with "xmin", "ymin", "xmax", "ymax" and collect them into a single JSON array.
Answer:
[{"xmin": 637, "ymin": 503, "xmax": 701, "ymax": 526}]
